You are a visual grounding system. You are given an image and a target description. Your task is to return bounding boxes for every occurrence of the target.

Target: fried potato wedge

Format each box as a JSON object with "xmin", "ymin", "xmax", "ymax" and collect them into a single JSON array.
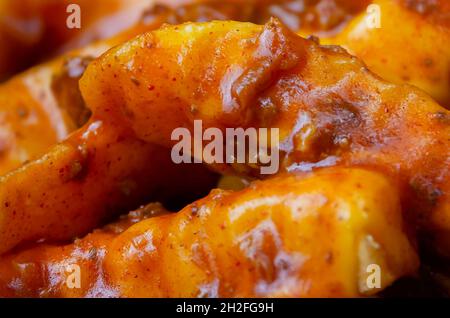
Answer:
[
  {"xmin": 151, "ymin": 0, "xmax": 450, "ymax": 106},
  {"xmin": 0, "ymin": 168, "xmax": 418, "ymax": 297},
  {"xmin": 324, "ymin": 0, "xmax": 450, "ymax": 107},
  {"xmin": 0, "ymin": 1, "xmax": 174, "ymax": 175},
  {"xmin": 0, "ymin": 115, "xmax": 217, "ymax": 254}
]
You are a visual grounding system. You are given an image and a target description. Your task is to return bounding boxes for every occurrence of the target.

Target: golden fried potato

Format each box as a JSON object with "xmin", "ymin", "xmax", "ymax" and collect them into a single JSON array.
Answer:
[
  {"xmin": 0, "ymin": 115, "xmax": 217, "ymax": 254},
  {"xmin": 0, "ymin": 202, "xmax": 169, "ymax": 297},
  {"xmin": 80, "ymin": 20, "xmax": 450, "ymax": 255},
  {"xmin": 0, "ymin": 2, "xmax": 174, "ymax": 175},
  {"xmin": 3, "ymin": 0, "xmax": 447, "ymax": 176},
  {"xmin": 0, "ymin": 168, "xmax": 418, "ymax": 298},
  {"xmin": 151, "ymin": 0, "xmax": 450, "ymax": 106},
  {"xmin": 324, "ymin": 0, "xmax": 450, "ymax": 107}
]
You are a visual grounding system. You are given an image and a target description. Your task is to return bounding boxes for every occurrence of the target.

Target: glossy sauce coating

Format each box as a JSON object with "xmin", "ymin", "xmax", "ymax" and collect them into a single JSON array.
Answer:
[
  {"xmin": 0, "ymin": 2, "xmax": 447, "ymax": 298},
  {"xmin": 0, "ymin": 168, "xmax": 418, "ymax": 297},
  {"xmin": 80, "ymin": 20, "xmax": 450, "ymax": 255},
  {"xmin": 0, "ymin": 110, "xmax": 217, "ymax": 254},
  {"xmin": 0, "ymin": 2, "xmax": 168, "ymax": 175},
  {"xmin": 0, "ymin": 0, "xmax": 446, "ymax": 175},
  {"xmin": 151, "ymin": 0, "xmax": 450, "ymax": 106},
  {"xmin": 324, "ymin": 0, "xmax": 450, "ymax": 107}
]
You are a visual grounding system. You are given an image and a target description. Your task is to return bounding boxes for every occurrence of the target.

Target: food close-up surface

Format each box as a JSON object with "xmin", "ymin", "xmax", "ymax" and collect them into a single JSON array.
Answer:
[{"xmin": 0, "ymin": 0, "xmax": 448, "ymax": 299}]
